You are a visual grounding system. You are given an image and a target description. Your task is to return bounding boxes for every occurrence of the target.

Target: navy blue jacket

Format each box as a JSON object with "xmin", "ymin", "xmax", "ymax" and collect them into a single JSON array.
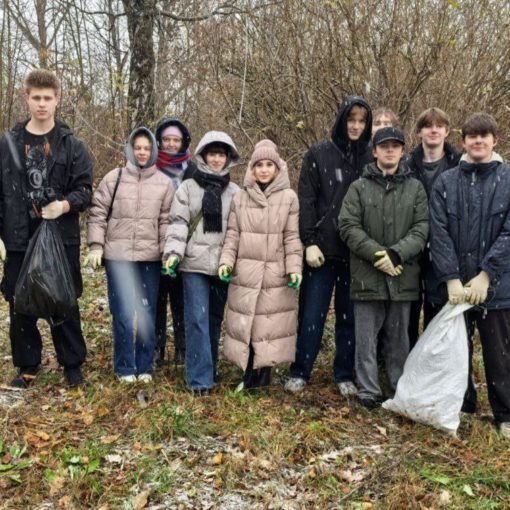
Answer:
[{"xmin": 430, "ymin": 159, "xmax": 510, "ymax": 309}]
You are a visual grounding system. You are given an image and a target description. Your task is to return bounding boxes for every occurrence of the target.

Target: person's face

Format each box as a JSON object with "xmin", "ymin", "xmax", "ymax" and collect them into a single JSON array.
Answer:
[
  {"xmin": 161, "ymin": 135, "xmax": 183, "ymax": 154},
  {"xmin": 462, "ymin": 132, "xmax": 497, "ymax": 163},
  {"xmin": 133, "ymin": 135, "xmax": 152, "ymax": 167},
  {"xmin": 25, "ymin": 87, "xmax": 59, "ymax": 122},
  {"xmin": 373, "ymin": 141, "xmax": 405, "ymax": 174},
  {"xmin": 418, "ymin": 122, "xmax": 449, "ymax": 149},
  {"xmin": 346, "ymin": 106, "xmax": 367, "ymax": 141},
  {"xmin": 205, "ymin": 150, "xmax": 228, "ymax": 172},
  {"xmin": 372, "ymin": 114, "xmax": 393, "ymax": 136},
  {"xmin": 253, "ymin": 159, "xmax": 278, "ymax": 184}
]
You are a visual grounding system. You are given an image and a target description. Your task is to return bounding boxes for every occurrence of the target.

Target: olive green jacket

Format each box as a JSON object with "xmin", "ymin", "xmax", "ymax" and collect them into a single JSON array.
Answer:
[{"xmin": 338, "ymin": 162, "xmax": 429, "ymax": 301}]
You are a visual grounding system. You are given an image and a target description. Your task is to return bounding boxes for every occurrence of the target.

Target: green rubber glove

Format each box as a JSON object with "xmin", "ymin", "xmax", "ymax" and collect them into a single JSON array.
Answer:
[
  {"xmin": 287, "ymin": 273, "xmax": 302, "ymax": 289},
  {"xmin": 162, "ymin": 254, "xmax": 180, "ymax": 278},
  {"xmin": 218, "ymin": 264, "xmax": 232, "ymax": 283}
]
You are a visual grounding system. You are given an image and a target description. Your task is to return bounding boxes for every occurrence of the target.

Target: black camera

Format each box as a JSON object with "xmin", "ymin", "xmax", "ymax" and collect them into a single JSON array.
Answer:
[{"xmin": 28, "ymin": 187, "xmax": 57, "ymax": 217}]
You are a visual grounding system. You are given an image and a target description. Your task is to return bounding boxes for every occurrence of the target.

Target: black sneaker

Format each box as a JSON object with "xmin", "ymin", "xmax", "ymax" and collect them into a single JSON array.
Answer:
[
  {"xmin": 10, "ymin": 367, "xmax": 39, "ymax": 389},
  {"xmin": 358, "ymin": 396, "xmax": 381, "ymax": 410},
  {"xmin": 64, "ymin": 367, "xmax": 84, "ymax": 388}
]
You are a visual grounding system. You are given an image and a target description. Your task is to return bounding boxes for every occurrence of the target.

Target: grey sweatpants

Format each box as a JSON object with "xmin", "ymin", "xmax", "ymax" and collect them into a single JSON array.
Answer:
[{"xmin": 354, "ymin": 301, "xmax": 411, "ymax": 400}]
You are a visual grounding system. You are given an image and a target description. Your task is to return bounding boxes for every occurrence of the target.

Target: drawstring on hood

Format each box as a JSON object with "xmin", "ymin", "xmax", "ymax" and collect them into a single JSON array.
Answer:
[{"xmin": 125, "ymin": 127, "xmax": 158, "ymax": 169}]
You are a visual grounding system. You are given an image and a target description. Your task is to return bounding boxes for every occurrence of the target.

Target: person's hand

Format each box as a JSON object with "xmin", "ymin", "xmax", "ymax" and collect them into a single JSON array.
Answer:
[
  {"xmin": 41, "ymin": 200, "xmax": 69, "ymax": 219},
  {"xmin": 0, "ymin": 237, "xmax": 5, "ymax": 262},
  {"xmin": 305, "ymin": 245, "xmax": 325, "ymax": 268},
  {"xmin": 374, "ymin": 250, "xmax": 403, "ymax": 276},
  {"xmin": 287, "ymin": 273, "xmax": 302, "ymax": 289},
  {"xmin": 218, "ymin": 265, "xmax": 232, "ymax": 283},
  {"xmin": 85, "ymin": 249, "xmax": 103, "ymax": 269},
  {"xmin": 465, "ymin": 271, "xmax": 490, "ymax": 305},
  {"xmin": 446, "ymin": 279, "xmax": 467, "ymax": 305},
  {"xmin": 162, "ymin": 254, "xmax": 180, "ymax": 278}
]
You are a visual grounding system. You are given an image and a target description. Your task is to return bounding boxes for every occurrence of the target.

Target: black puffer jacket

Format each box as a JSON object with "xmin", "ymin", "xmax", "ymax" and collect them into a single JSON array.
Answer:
[
  {"xmin": 430, "ymin": 160, "xmax": 510, "ymax": 309},
  {"xmin": 298, "ymin": 96, "xmax": 373, "ymax": 261},
  {"xmin": 0, "ymin": 119, "xmax": 93, "ymax": 250}
]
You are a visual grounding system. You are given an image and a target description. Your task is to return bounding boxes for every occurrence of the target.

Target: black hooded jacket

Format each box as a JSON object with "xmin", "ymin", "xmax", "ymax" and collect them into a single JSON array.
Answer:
[
  {"xmin": 298, "ymin": 96, "xmax": 373, "ymax": 261},
  {"xmin": 154, "ymin": 117, "xmax": 197, "ymax": 181},
  {"xmin": 0, "ymin": 119, "xmax": 93, "ymax": 250}
]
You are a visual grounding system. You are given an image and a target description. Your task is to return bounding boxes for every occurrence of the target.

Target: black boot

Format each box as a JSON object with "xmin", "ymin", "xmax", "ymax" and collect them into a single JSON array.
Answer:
[{"xmin": 256, "ymin": 367, "xmax": 272, "ymax": 388}]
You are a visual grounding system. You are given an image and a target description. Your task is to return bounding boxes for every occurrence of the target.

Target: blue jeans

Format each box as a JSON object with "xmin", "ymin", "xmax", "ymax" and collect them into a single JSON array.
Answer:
[
  {"xmin": 290, "ymin": 259, "xmax": 355, "ymax": 383},
  {"xmin": 182, "ymin": 272, "xmax": 228, "ymax": 390},
  {"xmin": 106, "ymin": 261, "xmax": 160, "ymax": 376}
]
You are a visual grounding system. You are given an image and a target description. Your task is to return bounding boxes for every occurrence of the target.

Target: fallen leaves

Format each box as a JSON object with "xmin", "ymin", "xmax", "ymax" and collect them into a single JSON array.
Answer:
[{"xmin": 132, "ymin": 490, "xmax": 150, "ymax": 510}]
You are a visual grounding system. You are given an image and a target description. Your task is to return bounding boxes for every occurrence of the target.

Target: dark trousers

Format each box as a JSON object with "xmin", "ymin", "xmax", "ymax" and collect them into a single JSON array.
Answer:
[
  {"xmin": 408, "ymin": 296, "xmax": 442, "ymax": 349},
  {"xmin": 155, "ymin": 273, "xmax": 186, "ymax": 359},
  {"xmin": 2, "ymin": 248, "xmax": 86, "ymax": 370},
  {"xmin": 463, "ymin": 309, "xmax": 510, "ymax": 422},
  {"xmin": 290, "ymin": 259, "xmax": 355, "ymax": 383}
]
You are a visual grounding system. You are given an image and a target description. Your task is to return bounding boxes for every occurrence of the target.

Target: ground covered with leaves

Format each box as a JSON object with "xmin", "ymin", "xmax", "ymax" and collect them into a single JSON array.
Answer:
[{"xmin": 1, "ymin": 265, "xmax": 509, "ymax": 510}]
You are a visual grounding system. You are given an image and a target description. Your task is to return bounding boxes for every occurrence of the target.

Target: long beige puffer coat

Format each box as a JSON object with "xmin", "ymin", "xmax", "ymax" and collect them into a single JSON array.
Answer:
[
  {"xmin": 220, "ymin": 158, "xmax": 303, "ymax": 370},
  {"xmin": 88, "ymin": 128, "xmax": 174, "ymax": 261}
]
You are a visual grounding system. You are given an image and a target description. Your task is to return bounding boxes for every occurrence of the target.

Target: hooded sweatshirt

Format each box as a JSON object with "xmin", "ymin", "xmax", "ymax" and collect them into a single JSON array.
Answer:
[
  {"xmin": 298, "ymin": 96, "xmax": 373, "ymax": 261},
  {"xmin": 87, "ymin": 126, "xmax": 175, "ymax": 261},
  {"xmin": 163, "ymin": 131, "xmax": 240, "ymax": 275}
]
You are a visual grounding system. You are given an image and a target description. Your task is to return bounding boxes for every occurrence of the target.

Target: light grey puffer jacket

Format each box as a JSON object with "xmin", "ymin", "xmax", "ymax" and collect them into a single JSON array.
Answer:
[
  {"xmin": 163, "ymin": 131, "xmax": 240, "ymax": 275},
  {"xmin": 87, "ymin": 127, "xmax": 175, "ymax": 262}
]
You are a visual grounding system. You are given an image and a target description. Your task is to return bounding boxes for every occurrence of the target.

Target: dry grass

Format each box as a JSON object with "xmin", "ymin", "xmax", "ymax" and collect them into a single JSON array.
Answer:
[{"xmin": 1, "ymin": 265, "xmax": 509, "ymax": 509}]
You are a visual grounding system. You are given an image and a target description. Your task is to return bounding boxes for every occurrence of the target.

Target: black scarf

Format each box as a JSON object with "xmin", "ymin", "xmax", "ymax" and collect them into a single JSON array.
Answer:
[{"xmin": 193, "ymin": 170, "xmax": 230, "ymax": 233}]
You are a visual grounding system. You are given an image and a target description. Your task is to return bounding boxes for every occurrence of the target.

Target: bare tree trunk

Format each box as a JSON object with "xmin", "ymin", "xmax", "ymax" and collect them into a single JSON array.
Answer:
[{"xmin": 122, "ymin": 0, "xmax": 156, "ymax": 128}]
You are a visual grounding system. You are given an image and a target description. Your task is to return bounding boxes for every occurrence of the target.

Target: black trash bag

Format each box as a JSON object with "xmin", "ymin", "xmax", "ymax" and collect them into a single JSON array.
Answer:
[{"xmin": 14, "ymin": 220, "xmax": 77, "ymax": 326}]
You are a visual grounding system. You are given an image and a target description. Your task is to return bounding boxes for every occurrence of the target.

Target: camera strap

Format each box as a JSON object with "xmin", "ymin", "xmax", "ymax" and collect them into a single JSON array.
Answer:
[{"xmin": 106, "ymin": 168, "xmax": 123, "ymax": 222}]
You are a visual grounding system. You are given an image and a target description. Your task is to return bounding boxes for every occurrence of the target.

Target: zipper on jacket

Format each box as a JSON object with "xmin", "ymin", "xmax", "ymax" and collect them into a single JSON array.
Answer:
[{"xmin": 133, "ymin": 171, "xmax": 142, "ymax": 254}]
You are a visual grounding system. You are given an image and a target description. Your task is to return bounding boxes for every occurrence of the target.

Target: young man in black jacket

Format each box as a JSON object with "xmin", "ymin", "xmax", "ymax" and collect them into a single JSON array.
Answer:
[
  {"xmin": 405, "ymin": 108, "xmax": 461, "ymax": 348},
  {"xmin": 285, "ymin": 96, "xmax": 372, "ymax": 395},
  {"xmin": 0, "ymin": 69, "xmax": 93, "ymax": 388},
  {"xmin": 430, "ymin": 113, "xmax": 510, "ymax": 438}
]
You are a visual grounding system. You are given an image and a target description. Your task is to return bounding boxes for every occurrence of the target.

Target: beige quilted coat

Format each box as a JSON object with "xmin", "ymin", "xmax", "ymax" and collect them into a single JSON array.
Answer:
[
  {"xmin": 220, "ymin": 159, "xmax": 303, "ymax": 370},
  {"xmin": 87, "ymin": 161, "xmax": 174, "ymax": 261}
]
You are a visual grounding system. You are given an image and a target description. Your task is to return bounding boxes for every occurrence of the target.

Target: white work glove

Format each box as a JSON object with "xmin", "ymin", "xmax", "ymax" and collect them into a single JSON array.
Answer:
[
  {"xmin": 86, "ymin": 248, "xmax": 103, "ymax": 269},
  {"xmin": 0, "ymin": 237, "xmax": 5, "ymax": 262},
  {"xmin": 465, "ymin": 271, "xmax": 490, "ymax": 306},
  {"xmin": 41, "ymin": 200, "xmax": 68, "ymax": 219},
  {"xmin": 446, "ymin": 279, "xmax": 467, "ymax": 305},
  {"xmin": 305, "ymin": 245, "xmax": 325, "ymax": 268},
  {"xmin": 373, "ymin": 250, "xmax": 403, "ymax": 277}
]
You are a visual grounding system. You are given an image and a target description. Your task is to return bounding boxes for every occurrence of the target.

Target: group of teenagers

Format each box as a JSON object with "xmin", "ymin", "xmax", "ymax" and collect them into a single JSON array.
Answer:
[{"xmin": 1, "ymin": 69, "xmax": 510, "ymax": 438}]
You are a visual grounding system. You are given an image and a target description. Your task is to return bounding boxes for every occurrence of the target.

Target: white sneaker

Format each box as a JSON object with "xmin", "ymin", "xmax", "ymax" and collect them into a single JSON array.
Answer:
[
  {"xmin": 337, "ymin": 381, "xmax": 358, "ymax": 396},
  {"xmin": 138, "ymin": 374, "xmax": 153, "ymax": 383},
  {"xmin": 499, "ymin": 422, "xmax": 510, "ymax": 439},
  {"xmin": 118, "ymin": 375, "xmax": 137, "ymax": 384},
  {"xmin": 284, "ymin": 377, "xmax": 306, "ymax": 393}
]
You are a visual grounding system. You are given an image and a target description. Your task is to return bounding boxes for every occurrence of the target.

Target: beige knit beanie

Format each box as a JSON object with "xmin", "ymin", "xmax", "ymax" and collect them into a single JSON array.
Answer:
[{"xmin": 249, "ymin": 139, "xmax": 280, "ymax": 169}]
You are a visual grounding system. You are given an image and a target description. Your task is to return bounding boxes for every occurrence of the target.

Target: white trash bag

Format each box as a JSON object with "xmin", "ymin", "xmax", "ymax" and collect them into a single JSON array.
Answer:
[{"xmin": 382, "ymin": 303, "xmax": 472, "ymax": 436}]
